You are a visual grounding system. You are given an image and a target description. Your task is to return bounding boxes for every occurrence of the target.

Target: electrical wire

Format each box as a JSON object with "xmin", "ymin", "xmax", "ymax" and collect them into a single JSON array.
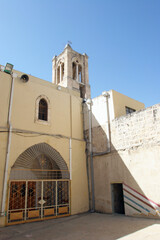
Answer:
[{"xmin": 0, "ymin": 130, "xmax": 64, "ymax": 139}]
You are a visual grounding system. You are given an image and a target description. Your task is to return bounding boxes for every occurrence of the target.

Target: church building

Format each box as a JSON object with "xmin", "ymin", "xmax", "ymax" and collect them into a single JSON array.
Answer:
[{"xmin": 0, "ymin": 45, "xmax": 160, "ymax": 226}]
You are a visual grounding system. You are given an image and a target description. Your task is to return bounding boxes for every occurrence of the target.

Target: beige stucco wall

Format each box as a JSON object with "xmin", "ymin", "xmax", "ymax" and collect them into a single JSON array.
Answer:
[
  {"xmin": 0, "ymin": 69, "xmax": 89, "ymax": 226},
  {"xmin": 84, "ymin": 90, "xmax": 145, "ymax": 154},
  {"xmin": 0, "ymin": 72, "xmax": 11, "ymax": 126},
  {"xmin": 71, "ymin": 140, "xmax": 89, "ymax": 214},
  {"xmin": 86, "ymin": 90, "xmax": 145, "ymax": 130},
  {"xmin": 94, "ymin": 103, "xmax": 160, "ymax": 218},
  {"xmin": 112, "ymin": 89, "xmax": 145, "ymax": 118},
  {"xmin": 0, "ymin": 133, "xmax": 8, "ymax": 214}
]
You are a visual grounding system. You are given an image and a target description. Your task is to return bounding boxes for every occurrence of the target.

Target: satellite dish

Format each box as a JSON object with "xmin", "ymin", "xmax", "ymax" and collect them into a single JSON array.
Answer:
[{"xmin": 20, "ymin": 74, "xmax": 29, "ymax": 83}]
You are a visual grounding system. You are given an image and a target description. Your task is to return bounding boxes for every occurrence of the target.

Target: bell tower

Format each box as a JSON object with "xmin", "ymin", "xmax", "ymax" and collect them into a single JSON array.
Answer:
[{"xmin": 52, "ymin": 44, "xmax": 91, "ymax": 99}]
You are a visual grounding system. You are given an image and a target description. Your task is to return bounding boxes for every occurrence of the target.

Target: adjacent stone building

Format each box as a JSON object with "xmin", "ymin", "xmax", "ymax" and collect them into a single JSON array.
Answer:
[
  {"xmin": 85, "ymin": 92, "xmax": 160, "ymax": 218},
  {"xmin": 0, "ymin": 45, "xmax": 159, "ymax": 226}
]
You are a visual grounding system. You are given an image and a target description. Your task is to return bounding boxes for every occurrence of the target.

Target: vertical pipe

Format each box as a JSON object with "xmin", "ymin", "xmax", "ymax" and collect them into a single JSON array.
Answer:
[
  {"xmin": 69, "ymin": 180, "xmax": 71, "ymax": 215},
  {"xmin": 56, "ymin": 181, "xmax": 58, "ymax": 216},
  {"xmin": 86, "ymin": 99, "xmax": 95, "ymax": 212},
  {"xmin": 24, "ymin": 181, "xmax": 28, "ymax": 221},
  {"xmin": 1, "ymin": 73, "xmax": 17, "ymax": 216},
  {"xmin": 41, "ymin": 181, "xmax": 43, "ymax": 218},
  {"xmin": 102, "ymin": 91, "xmax": 111, "ymax": 152},
  {"xmin": 7, "ymin": 181, "xmax": 11, "ymax": 223},
  {"xmin": 69, "ymin": 138, "xmax": 72, "ymax": 180},
  {"xmin": 69, "ymin": 95, "xmax": 72, "ymax": 180},
  {"xmin": 82, "ymin": 102, "xmax": 91, "ymax": 209},
  {"xmin": 69, "ymin": 95, "xmax": 72, "ymax": 213}
]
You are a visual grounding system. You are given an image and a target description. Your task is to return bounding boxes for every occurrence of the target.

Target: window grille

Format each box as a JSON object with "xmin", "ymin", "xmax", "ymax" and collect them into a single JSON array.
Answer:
[{"xmin": 39, "ymin": 99, "xmax": 48, "ymax": 121}]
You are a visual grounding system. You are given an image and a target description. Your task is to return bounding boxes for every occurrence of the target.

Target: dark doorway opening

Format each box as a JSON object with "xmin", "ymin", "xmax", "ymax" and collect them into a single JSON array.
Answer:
[{"xmin": 111, "ymin": 183, "xmax": 125, "ymax": 214}]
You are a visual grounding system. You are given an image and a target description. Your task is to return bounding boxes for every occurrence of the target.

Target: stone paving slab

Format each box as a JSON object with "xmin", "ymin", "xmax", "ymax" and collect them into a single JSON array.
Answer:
[{"xmin": 0, "ymin": 213, "xmax": 160, "ymax": 240}]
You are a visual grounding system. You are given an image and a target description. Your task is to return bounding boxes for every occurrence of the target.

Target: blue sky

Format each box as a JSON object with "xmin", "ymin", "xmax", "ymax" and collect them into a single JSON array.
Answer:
[{"xmin": 0, "ymin": 0, "xmax": 160, "ymax": 107}]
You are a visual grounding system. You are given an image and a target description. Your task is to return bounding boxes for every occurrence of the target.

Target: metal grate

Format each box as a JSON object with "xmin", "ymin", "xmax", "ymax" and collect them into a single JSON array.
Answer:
[
  {"xmin": 10, "ymin": 169, "xmax": 69, "ymax": 180},
  {"xmin": 8, "ymin": 143, "xmax": 70, "ymax": 224},
  {"xmin": 8, "ymin": 180, "xmax": 70, "ymax": 224},
  {"xmin": 9, "ymin": 182, "xmax": 26, "ymax": 210},
  {"xmin": 10, "ymin": 143, "xmax": 70, "ymax": 180},
  {"xmin": 12, "ymin": 143, "xmax": 68, "ymax": 171},
  {"xmin": 39, "ymin": 99, "xmax": 48, "ymax": 121}
]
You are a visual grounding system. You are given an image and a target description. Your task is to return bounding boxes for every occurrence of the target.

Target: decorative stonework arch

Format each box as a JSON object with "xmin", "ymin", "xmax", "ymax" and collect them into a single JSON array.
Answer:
[
  {"xmin": 56, "ymin": 57, "xmax": 65, "ymax": 66},
  {"xmin": 35, "ymin": 95, "xmax": 51, "ymax": 125},
  {"xmin": 71, "ymin": 55, "xmax": 80, "ymax": 63},
  {"xmin": 8, "ymin": 143, "xmax": 70, "ymax": 224},
  {"xmin": 10, "ymin": 143, "xmax": 69, "ymax": 180}
]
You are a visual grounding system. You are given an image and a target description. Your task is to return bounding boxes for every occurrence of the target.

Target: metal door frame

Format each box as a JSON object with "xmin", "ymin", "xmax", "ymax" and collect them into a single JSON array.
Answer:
[{"xmin": 7, "ymin": 179, "xmax": 70, "ymax": 225}]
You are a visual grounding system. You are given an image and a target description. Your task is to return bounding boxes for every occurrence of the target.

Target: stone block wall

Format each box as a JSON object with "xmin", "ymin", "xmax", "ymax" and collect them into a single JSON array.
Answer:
[
  {"xmin": 93, "ymin": 103, "xmax": 160, "ymax": 218},
  {"xmin": 111, "ymin": 103, "xmax": 160, "ymax": 151}
]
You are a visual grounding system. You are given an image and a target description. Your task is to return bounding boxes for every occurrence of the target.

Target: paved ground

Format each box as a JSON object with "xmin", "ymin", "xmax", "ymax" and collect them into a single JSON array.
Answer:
[{"xmin": 0, "ymin": 213, "xmax": 160, "ymax": 240}]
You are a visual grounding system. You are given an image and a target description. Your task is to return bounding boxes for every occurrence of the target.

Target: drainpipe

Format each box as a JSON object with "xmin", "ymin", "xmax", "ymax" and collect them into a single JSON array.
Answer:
[
  {"xmin": 82, "ymin": 101, "xmax": 91, "ymax": 210},
  {"xmin": 69, "ymin": 138, "xmax": 72, "ymax": 180},
  {"xmin": 102, "ymin": 91, "xmax": 111, "ymax": 153},
  {"xmin": 69, "ymin": 95, "xmax": 72, "ymax": 180},
  {"xmin": 1, "ymin": 72, "xmax": 17, "ymax": 216},
  {"xmin": 86, "ymin": 98, "xmax": 95, "ymax": 212}
]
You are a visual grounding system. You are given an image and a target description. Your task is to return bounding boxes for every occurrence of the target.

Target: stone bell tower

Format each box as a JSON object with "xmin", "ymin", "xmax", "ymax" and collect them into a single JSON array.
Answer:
[{"xmin": 52, "ymin": 44, "xmax": 91, "ymax": 99}]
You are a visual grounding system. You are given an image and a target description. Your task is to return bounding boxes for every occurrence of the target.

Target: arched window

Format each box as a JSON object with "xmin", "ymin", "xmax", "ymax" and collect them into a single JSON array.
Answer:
[
  {"xmin": 78, "ymin": 64, "xmax": 82, "ymax": 82},
  {"xmin": 56, "ymin": 61, "xmax": 64, "ymax": 84},
  {"xmin": 72, "ymin": 62, "xmax": 76, "ymax": 80},
  {"xmin": 72, "ymin": 61, "xmax": 82, "ymax": 82},
  {"xmin": 35, "ymin": 95, "xmax": 50, "ymax": 125},
  {"xmin": 38, "ymin": 98, "xmax": 48, "ymax": 121}
]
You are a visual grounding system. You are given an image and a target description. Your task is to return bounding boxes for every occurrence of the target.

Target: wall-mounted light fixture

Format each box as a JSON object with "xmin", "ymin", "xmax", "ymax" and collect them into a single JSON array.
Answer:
[{"xmin": 4, "ymin": 63, "xmax": 14, "ymax": 74}]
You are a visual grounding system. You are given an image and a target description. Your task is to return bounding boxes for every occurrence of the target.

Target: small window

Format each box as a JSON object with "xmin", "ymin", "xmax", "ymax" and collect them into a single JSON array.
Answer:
[
  {"xmin": 39, "ymin": 99, "xmax": 48, "ymax": 121},
  {"xmin": 125, "ymin": 106, "xmax": 136, "ymax": 114},
  {"xmin": 35, "ymin": 95, "xmax": 50, "ymax": 125}
]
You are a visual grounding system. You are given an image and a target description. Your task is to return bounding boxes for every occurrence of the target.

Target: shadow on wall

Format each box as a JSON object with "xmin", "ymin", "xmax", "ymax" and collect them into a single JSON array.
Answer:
[{"xmin": 85, "ymin": 111, "xmax": 160, "ymax": 239}]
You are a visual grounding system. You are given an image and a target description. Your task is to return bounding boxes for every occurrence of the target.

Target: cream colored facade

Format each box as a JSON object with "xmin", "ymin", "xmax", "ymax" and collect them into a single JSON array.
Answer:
[
  {"xmin": 0, "ymin": 45, "xmax": 90, "ymax": 226},
  {"xmin": 1, "ymin": 45, "xmax": 159, "ymax": 227}
]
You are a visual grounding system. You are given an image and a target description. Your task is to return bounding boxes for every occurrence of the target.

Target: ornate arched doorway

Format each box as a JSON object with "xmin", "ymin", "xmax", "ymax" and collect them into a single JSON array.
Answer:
[{"xmin": 7, "ymin": 143, "xmax": 70, "ymax": 225}]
